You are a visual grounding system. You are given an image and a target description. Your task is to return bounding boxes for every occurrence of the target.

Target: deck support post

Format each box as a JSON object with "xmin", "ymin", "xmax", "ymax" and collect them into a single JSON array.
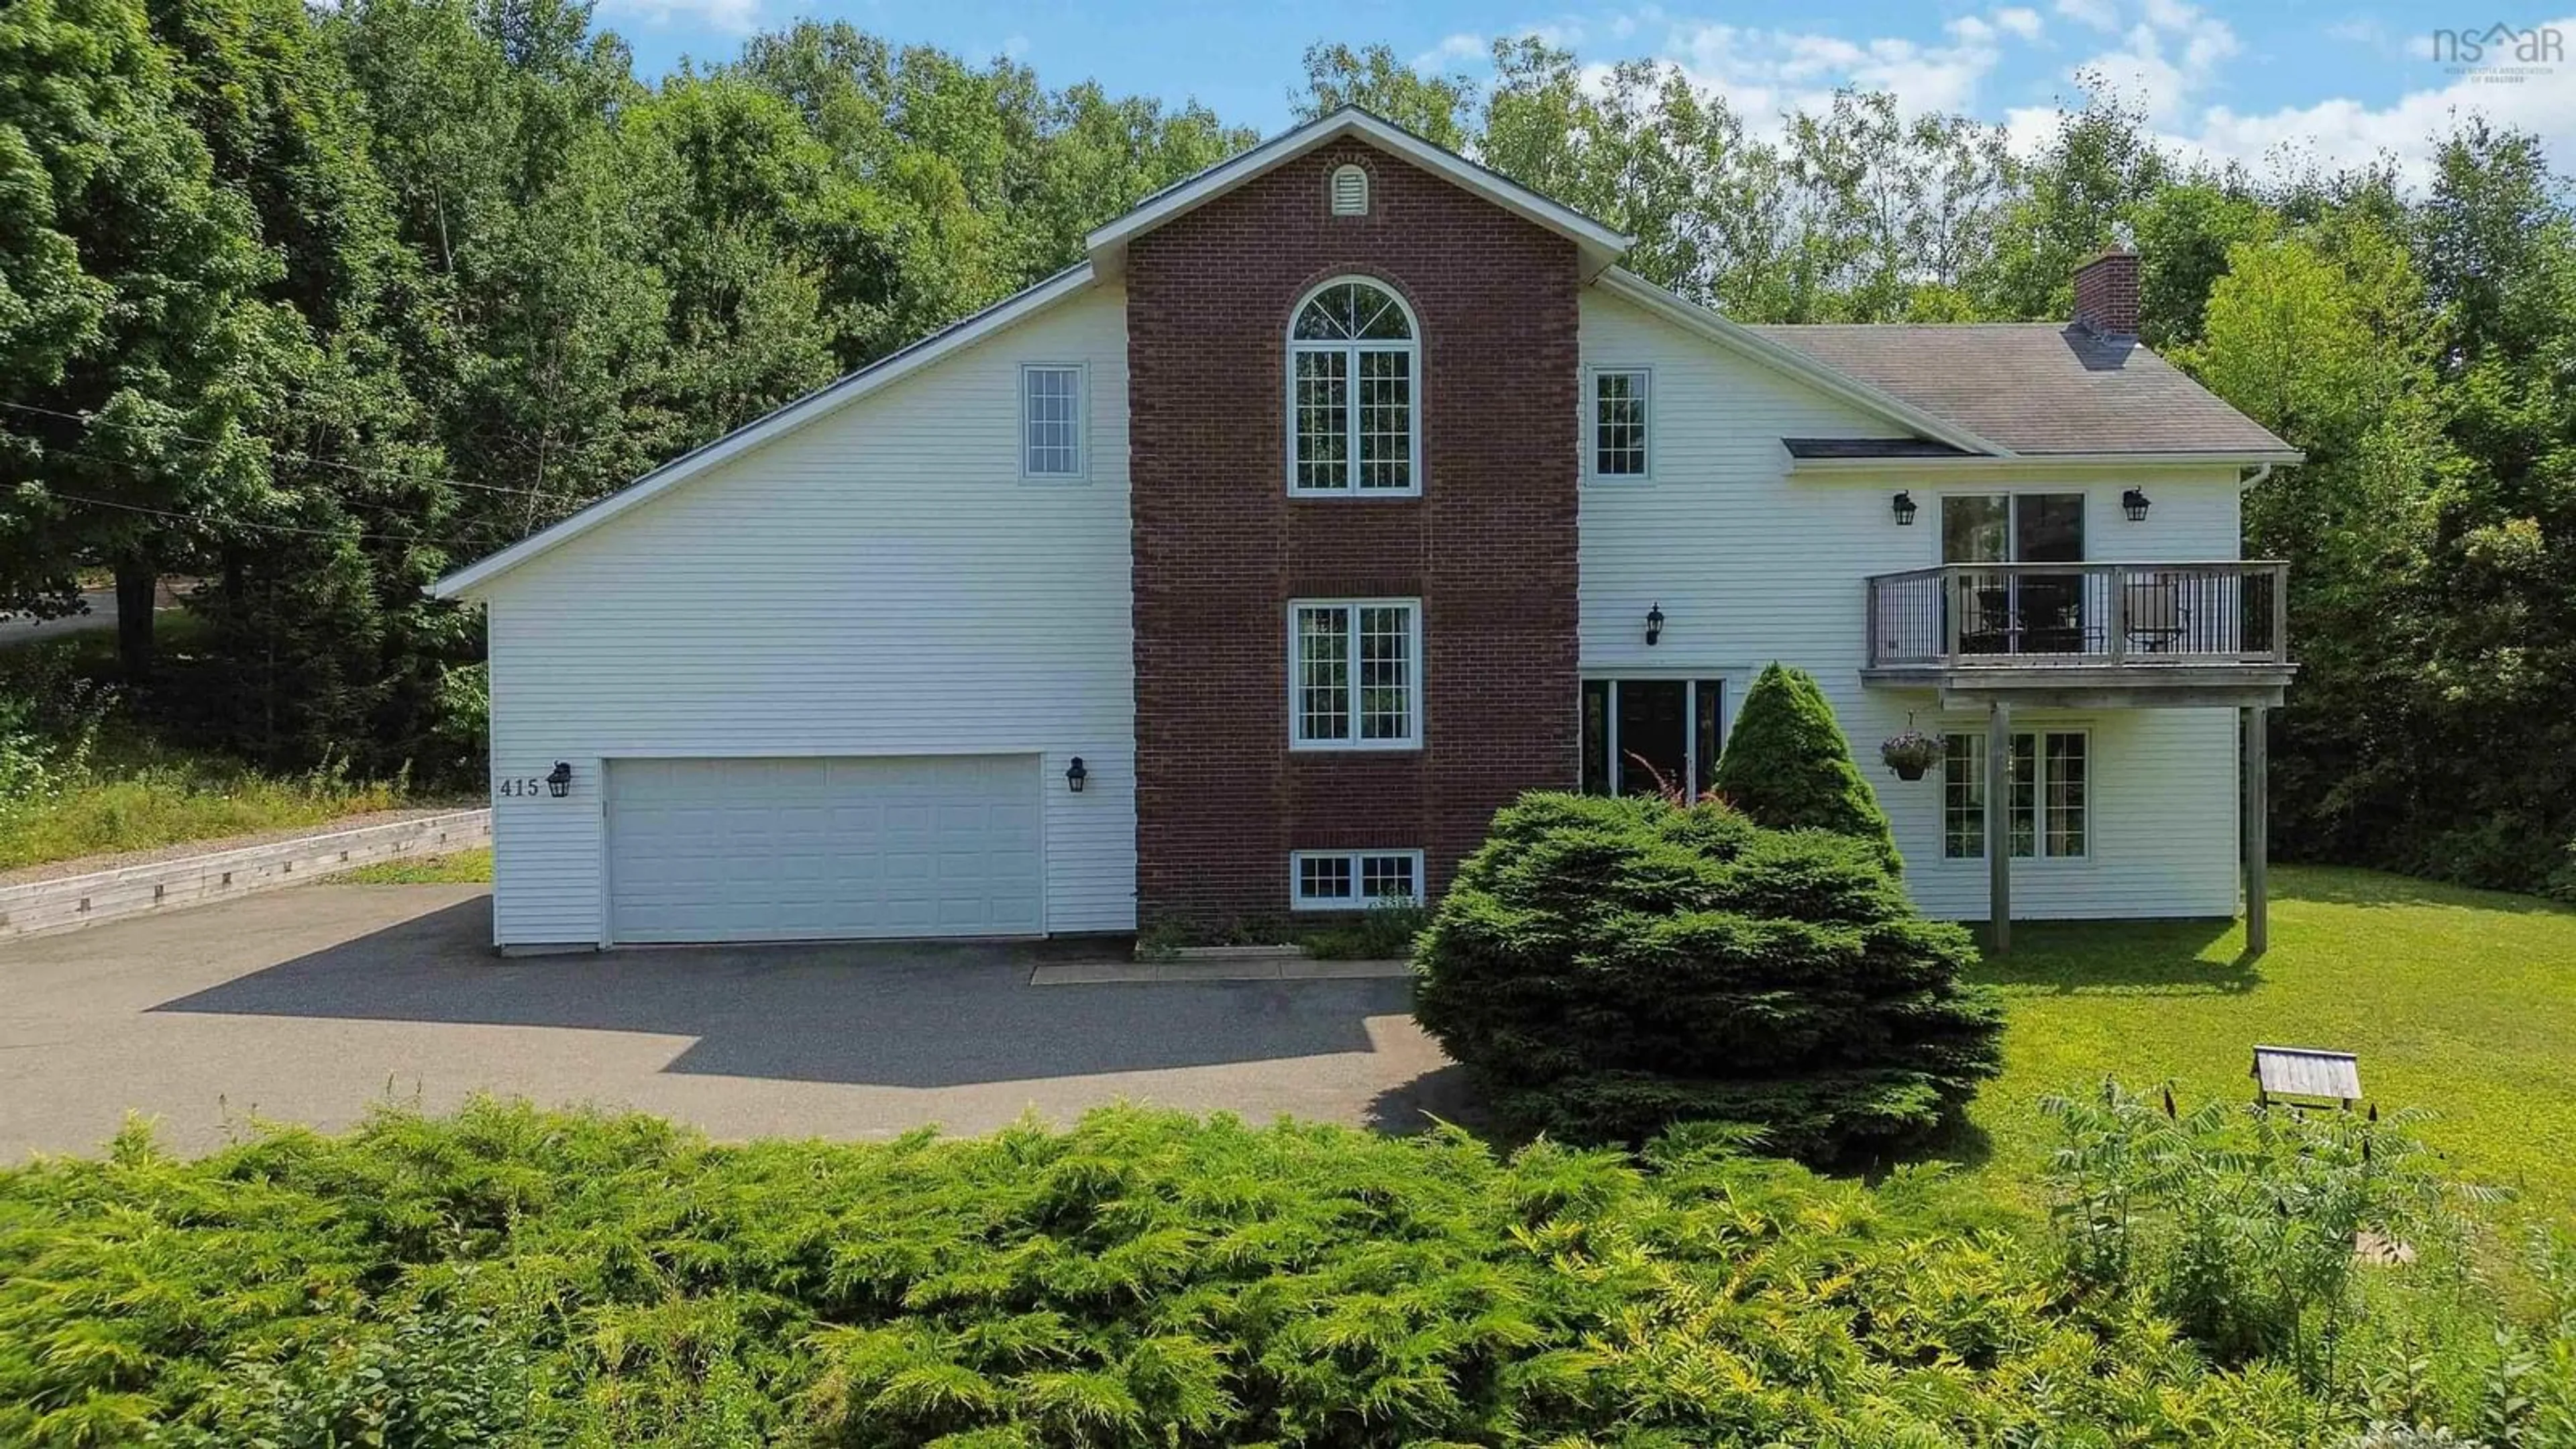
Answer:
[
  {"xmin": 1987, "ymin": 698, "xmax": 2011, "ymax": 955},
  {"xmin": 2245, "ymin": 704, "xmax": 2269, "ymax": 957}
]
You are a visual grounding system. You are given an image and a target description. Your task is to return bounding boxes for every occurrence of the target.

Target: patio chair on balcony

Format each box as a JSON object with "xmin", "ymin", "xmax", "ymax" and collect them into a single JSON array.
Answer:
[{"xmin": 2124, "ymin": 571, "xmax": 2190, "ymax": 654}]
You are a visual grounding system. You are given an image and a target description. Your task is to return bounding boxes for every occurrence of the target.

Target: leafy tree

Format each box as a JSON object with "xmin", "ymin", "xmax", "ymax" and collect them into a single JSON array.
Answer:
[
  {"xmin": 0, "ymin": 0, "xmax": 284, "ymax": 679},
  {"xmin": 1292, "ymin": 42, "xmax": 1476, "ymax": 149},
  {"xmin": 1413, "ymin": 792, "xmax": 2000, "ymax": 1159},
  {"xmin": 1970, "ymin": 79, "xmax": 2167, "ymax": 320},
  {"xmin": 1711, "ymin": 661, "xmax": 1900, "ymax": 871}
]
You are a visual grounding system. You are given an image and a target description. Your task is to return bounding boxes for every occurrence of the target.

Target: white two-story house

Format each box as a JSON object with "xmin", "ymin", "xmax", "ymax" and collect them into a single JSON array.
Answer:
[{"xmin": 434, "ymin": 108, "xmax": 2301, "ymax": 954}]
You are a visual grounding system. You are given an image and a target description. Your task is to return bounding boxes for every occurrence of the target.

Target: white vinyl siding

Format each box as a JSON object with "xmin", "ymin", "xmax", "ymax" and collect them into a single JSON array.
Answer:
[
  {"xmin": 1578, "ymin": 286, "xmax": 2247, "ymax": 920},
  {"xmin": 479, "ymin": 284, "xmax": 1136, "ymax": 947},
  {"xmin": 1020, "ymin": 364, "xmax": 1084, "ymax": 479},
  {"xmin": 1290, "ymin": 600, "xmax": 1422, "ymax": 750},
  {"xmin": 1290, "ymin": 849, "xmax": 1424, "ymax": 910}
]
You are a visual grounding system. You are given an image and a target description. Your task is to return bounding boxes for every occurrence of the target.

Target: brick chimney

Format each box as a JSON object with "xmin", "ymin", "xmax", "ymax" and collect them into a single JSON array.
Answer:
[{"xmin": 2072, "ymin": 246, "xmax": 2140, "ymax": 337}]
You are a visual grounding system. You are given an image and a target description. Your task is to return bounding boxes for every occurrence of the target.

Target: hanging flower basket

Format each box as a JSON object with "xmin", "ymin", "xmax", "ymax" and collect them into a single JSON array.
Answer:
[{"xmin": 1880, "ymin": 729, "xmax": 1941, "ymax": 781}]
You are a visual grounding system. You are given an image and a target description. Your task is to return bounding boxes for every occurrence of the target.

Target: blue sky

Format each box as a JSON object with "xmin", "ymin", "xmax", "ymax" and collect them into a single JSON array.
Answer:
[{"xmin": 596, "ymin": 0, "xmax": 2576, "ymax": 182}]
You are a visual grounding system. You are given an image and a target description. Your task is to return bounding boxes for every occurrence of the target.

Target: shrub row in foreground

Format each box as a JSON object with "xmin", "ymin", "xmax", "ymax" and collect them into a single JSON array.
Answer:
[{"xmin": 4, "ymin": 1099, "xmax": 2569, "ymax": 1447}]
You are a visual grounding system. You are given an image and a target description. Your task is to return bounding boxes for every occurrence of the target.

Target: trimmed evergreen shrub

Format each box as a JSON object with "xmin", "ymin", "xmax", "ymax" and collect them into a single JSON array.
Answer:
[
  {"xmin": 1711, "ymin": 660, "xmax": 1901, "ymax": 872},
  {"xmin": 1412, "ymin": 791, "xmax": 2002, "ymax": 1159}
]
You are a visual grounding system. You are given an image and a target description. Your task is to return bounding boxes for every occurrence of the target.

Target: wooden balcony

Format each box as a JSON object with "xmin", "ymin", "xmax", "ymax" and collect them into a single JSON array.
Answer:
[{"xmin": 1864, "ymin": 560, "xmax": 2294, "ymax": 708}]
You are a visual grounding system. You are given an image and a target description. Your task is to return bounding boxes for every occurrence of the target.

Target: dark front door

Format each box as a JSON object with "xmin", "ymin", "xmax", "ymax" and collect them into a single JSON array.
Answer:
[
  {"xmin": 1582, "ymin": 679, "xmax": 1724, "ymax": 798},
  {"xmin": 1618, "ymin": 680, "xmax": 1688, "ymax": 796}
]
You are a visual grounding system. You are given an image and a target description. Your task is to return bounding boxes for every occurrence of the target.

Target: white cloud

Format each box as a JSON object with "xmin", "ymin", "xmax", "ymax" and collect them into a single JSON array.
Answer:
[
  {"xmin": 1589, "ymin": 0, "xmax": 2574, "ymax": 193},
  {"xmin": 1413, "ymin": 31, "xmax": 1488, "ymax": 70},
  {"xmin": 1002, "ymin": 32, "xmax": 1030, "ymax": 60},
  {"xmin": 2054, "ymin": 0, "xmax": 2120, "ymax": 32},
  {"xmin": 1994, "ymin": 7, "xmax": 2046, "ymax": 41},
  {"xmin": 1661, "ymin": 19, "xmax": 2006, "ymax": 124},
  {"xmin": 1994, "ymin": 11, "xmax": 2576, "ymax": 188},
  {"xmin": 2066, "ymin": 0, "xmax": 2237, "ymax": 125},
  {"xmin": 2176, "ymin": 18, "xmax": 2576, "ymax": 185},
  {"xmin": 594, "ymin": 0, "xmax": 759, "ymax": 32}
]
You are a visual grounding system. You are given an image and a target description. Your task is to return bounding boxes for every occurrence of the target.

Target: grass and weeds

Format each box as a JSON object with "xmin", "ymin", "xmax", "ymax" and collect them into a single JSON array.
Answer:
[
  {"xmin": 337, "ymin": 846, "xmax": 492, "ymax": 883},
  {"xmin": 0, "ymin": 760, "xmax": 400, "ymax": 871},
  {"xmin": 1299, "ymin": 900, "xmax": 1429, "ymax": 959},
  {"xmin": 0, "ymin": 621, "xmax": 420, "ymax": 870},
  {"xmin": 1132, "ymin": 902, "xmax": 1430, "ymax": 961},
  {"xmin": 1970, "ymin": 865, "xmax": 2576, "ymax": 1218},
  {"xmin": 3, "ymin": 1095, "xmax": 2569, "ymax": 1447}
]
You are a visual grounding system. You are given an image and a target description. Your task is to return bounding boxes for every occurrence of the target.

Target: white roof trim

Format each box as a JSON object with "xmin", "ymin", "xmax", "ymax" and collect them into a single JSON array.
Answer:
[
  {"xmin": 1593, "ymin": 268, "xmax": 2012, "ymax": 459},
  {"xmin": 1787, "ymin": 449, "xmax": 2304, "ymax": 474},
  {"xmin": 1086, "ymin": 108, "xmax": 1631, "ymax": 277},
  {"xmin": 433, "ymin": 263, "xmax": 1099, "ymax": 599}
]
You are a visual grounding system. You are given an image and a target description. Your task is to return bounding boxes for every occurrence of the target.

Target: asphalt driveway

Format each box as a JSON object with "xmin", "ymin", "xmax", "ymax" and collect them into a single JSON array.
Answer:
[{"xmin": 0, "ymin": 885, "xmax": 1465, "ymax": 1160}]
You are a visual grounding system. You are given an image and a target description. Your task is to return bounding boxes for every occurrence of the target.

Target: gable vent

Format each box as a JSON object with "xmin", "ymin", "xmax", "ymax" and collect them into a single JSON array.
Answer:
[{"xmin": 1329, "ymin": 163, "xmax": 1369, "ymax": 216}]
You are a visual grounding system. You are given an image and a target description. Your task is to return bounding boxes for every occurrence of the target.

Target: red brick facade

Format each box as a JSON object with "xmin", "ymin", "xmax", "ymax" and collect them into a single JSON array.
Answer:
[{"xmin": 1126, "ymin": 140, "xmax": 1583, "ymax": 923}]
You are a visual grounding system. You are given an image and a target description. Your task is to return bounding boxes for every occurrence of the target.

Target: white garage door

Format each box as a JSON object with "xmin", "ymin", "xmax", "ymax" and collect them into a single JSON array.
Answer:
[{"xmin": 606, "ymin": 755, "xmax": 1043, "ymax": 943}]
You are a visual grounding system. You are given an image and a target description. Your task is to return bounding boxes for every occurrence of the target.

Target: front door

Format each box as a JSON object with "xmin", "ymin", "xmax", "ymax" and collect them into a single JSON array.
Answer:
[{"xmin": 1581, "ymin": 679, "xmax": 1724, "ymax": 798}]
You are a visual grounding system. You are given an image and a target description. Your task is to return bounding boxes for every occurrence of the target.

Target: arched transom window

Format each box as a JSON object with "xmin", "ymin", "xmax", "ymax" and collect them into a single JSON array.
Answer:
[{"xmin": 1289, "ymin": 279, "xmax": 1417, "ymax": 495}]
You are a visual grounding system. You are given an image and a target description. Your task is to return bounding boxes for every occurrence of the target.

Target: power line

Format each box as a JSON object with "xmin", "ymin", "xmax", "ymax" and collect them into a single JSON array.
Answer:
[
  {"xmin": 17, "ymin": 439, "xmax": 581, "ymax": 548},
  {"xmin": 0, "ymin": 397, "xmax": 561, "ymax": 502},
  {"xmin": 42, "ymin": 490, "xmax": 434, "ymax": 547},
  {"xmin": 25, "ymin": 440, "xmax": 569, "ymax": 551}
]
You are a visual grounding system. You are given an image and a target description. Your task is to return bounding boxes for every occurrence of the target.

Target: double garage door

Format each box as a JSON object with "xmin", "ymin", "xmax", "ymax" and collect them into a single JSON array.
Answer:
[{"xmin": 606, "ymin": 755, "xmax": 1043, "ymax": 943}]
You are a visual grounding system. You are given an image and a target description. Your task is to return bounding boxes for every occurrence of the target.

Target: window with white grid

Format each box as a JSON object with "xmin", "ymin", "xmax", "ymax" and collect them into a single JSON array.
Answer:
[
  {"xmin": 1591, "ymin": 368, "xmax": 1650, "ymax": 478},
  {"xmin": 1291, "ymin": 849, "xmax": 1424, "ymax": 910},
  {"xmin": 1290, "ymin": 599, "xmax": 1420, "ymax": 749},
  {"xmin": 1289, "ymin": 280, "xmax": 1416, "ymax": 495},
  {"xmin": 1943, "ymin": 730, "xmax": 2088, "ymax": 859},
  {"xmin": 1020, "ymin": 365, "xmax": 1083, "ymax": 478}
]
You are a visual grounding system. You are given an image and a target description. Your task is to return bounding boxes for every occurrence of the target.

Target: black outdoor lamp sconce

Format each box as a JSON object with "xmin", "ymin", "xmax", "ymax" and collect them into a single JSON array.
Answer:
[
  {"xmin": 1065, "ymin": 757, "xmax": 1087, "ymax": 793},
  {"xmin": 545, "ymin": 761, "xmax": 572, "ymax": 798},
  {"xmin": 1644, "ymin": 602, "xmax": 1665, "ymax": 647},
  {"xmin": 1892, "ymin": 490, "xmax": 1919, "ymax": 525},
  {"xmin": 2123, "ymin": 487, "xmax": 2153, "ymax": 522}
]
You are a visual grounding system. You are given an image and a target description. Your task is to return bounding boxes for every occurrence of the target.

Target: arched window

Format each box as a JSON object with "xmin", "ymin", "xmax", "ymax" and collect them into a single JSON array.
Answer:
[{"xmin": 1289, "ymin": 279, "xmax": 1418, "ymax": 495}]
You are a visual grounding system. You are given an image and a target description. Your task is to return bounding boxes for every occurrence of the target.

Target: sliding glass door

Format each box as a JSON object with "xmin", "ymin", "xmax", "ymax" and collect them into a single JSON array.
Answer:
[{"xmin": 1942, "ymin": 493, "xmax": 2086, "ymax": 655}]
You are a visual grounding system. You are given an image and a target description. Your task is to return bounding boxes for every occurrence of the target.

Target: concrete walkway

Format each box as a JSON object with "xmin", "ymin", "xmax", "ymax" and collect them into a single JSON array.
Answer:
[{"xmin": 0, "ymin": 884, "xmax": 1467, "ymax": 1160}]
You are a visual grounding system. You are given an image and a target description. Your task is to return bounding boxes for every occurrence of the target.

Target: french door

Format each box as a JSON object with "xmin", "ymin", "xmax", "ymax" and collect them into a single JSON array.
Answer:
[
  {"xmin": 1581, "ymin": 678, "xmax": 1723, "ymax": 798},
  {"xmin": 1941, "ymin": 493, "xmax": 2086, "ymax": 655}
]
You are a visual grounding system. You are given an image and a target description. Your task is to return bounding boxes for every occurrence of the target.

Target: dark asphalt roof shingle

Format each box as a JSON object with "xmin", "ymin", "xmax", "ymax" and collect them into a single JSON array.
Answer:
[
  {"xmin": 1781, "ymin": 437, "xmax": 1975, "ymax": 460},
  {"xmin": 1746, "ymin": 323, "xmax": 2297, "ymax": 458}
]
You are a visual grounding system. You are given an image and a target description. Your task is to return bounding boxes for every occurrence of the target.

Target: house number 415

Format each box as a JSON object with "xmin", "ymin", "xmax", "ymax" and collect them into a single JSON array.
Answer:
[{"xmin": 496, "ymin": 775, "xmax": 547, "ymax": 797}]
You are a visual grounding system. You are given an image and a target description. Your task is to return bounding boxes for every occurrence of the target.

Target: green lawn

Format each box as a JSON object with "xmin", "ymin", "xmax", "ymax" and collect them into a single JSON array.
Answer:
[
  {"xmin": 337, "ymin": 845, "xmax": 491, "ymax": 883},
  {"xmin": 1968, "ymin": 863, "xmax": 2576, "ymax": 1216}
]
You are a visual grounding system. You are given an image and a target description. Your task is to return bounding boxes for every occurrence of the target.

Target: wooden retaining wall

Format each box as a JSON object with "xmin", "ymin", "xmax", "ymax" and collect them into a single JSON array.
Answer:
[{"xmin": 0, "ymin": 808, "xmax": 491, "ymax": 941}]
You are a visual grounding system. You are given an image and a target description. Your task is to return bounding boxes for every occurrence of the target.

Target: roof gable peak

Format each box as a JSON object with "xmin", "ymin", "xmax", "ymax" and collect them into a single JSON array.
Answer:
[{"xmin": 1083, "ymin": 107, "xmax": 1631, "ymax": 280}]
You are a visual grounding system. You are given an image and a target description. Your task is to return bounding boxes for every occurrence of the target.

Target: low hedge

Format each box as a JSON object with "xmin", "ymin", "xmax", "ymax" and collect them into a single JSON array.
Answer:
[{"xmin": 0, "ymin": 1099, "xmax": 2489, "ymax": 1448}]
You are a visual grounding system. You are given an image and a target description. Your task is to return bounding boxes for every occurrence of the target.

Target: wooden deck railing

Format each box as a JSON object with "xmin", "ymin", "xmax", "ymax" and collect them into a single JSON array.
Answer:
[{"xmin": 1866, "ymin": 560, "xmax": 2290, "ymax": 671}]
